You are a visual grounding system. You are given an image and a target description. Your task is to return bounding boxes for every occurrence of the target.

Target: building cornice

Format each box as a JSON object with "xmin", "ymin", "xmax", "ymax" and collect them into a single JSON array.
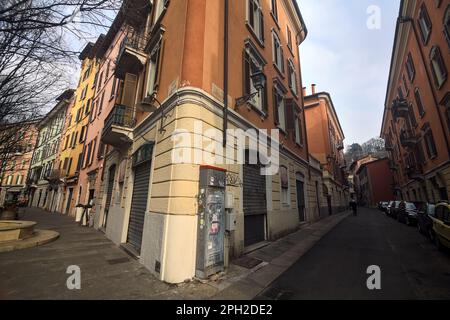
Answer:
[
  {"xmin": 304, "ymin": 92, "xmax": 345, "ymax": 139},
  {"xmin": 284, "ymin": 0, "xmax": 308, "ymax": 44}
]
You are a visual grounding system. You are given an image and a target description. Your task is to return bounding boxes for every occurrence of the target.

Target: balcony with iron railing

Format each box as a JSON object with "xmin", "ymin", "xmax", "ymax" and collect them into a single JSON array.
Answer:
[
  {"xmin": 388, "ymin": 160, "xmax": 398, "ymax": 171},
  {"xmin": 406, "ymin": 163, "xmax": 424, "ymax": 181},
  {"xmin": 115, "ymin": 30, "xmax": 148, "ymax": 78},
  {"xmin": 400, "ymin": 130, "xmax": 419, "ymax": 149},
  {"xmin": 101, "ymin": 104, "xmax": 135, "ymax": 148},
  {"xmin": 385, "ymin": 141, "xmax": 394, "ymax": 151},
  {"xmin": 44, "ymin": 169, "xmax": 63, "ymax": 182},
  {"xmin": 391, "ymin": 98, "xmax": 409, "ymax": 119}
]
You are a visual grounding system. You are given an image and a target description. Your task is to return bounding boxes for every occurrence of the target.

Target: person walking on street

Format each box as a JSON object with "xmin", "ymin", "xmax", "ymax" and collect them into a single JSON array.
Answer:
[{"xmin": 350, "ymin": 198, "xmax": 358, "ymax": 216}]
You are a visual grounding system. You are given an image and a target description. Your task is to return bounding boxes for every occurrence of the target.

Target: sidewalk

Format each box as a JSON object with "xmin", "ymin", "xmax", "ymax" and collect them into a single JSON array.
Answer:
[{"xmin": 0, "ymin": 207, "xmax": 349, "ymax": 299}]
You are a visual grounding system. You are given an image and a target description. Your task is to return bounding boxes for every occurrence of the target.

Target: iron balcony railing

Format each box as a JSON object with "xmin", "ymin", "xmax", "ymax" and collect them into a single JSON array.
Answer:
[
  {"xmin": 104, "ymin": 104, "xmax": 136, "ymax": 130},
  {"xmin": 103, "ymin": 104, "xmax": 136, "ymax": 133},
  {"xmin": 388, "ymin": 160, "xmax": 398, "ymax": 171},
  {"xmin": 406, "ymin": 163, "xmax": 424, "ymax": 181},
  {"xmin": 385, "ymin": 142, "xmax": 394, "ymax": 151},
  {"xmin": 391, "ymin": 98, "xmax": 409, "ymax": 119},
  {"xmin": 400, "ymin": 130, "xmax": 419, "ymax": 149},
  {"xmin": 117, "ymin": 31, "xmax": 147, "ymax": 63},
  {"xmin": 44, "ymin": 169, "xmax": 62, "ymax": 181},
  {"xmin": 115, "ymin": 31, "xmax": 147, "ymax": 78}
]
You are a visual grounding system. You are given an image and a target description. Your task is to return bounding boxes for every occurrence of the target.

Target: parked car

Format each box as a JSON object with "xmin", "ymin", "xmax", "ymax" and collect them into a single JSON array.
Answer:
[
  {"xmin": 430, "ymin": 202, "xmax": 450, "ymax": 251},
  {"xmin": 378, "ymin": 201, "xmax": 389, "ymax": 212},
  {"xmin": 417, "ymin": 203, "xmax": 436, "ymax": 239},
  {"xmin": 387, "ymin": 200, "xmax": 401, "ymax": 218},
  {"xmin": 397, "ymin": 201, "xmax": 418, "ymax": 226}
]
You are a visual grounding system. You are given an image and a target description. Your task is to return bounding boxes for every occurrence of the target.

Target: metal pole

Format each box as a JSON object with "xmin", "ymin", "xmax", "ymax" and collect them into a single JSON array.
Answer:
[{"xmin": 223, "ymin": 0, "xmax": 229, "ymax": 148}]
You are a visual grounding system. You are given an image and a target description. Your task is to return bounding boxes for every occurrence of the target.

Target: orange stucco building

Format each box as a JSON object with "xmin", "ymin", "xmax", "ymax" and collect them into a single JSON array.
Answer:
[
  {"xmin": 381, "ymin": 0, "xmax": 450, "ymax": 203},
  {"xmin": 82, "ymin": 0, "xmax": 336, "ymax": 283},
  {"xmin": 304, "ymin": 85, "xmax": 349, "ymax": 214}
]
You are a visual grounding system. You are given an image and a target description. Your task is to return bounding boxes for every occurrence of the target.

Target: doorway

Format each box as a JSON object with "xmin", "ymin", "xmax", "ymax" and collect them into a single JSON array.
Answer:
[
  {"xmin": 103, "ymin": 165, "xmax": 116, "ymax": 229},
  {"xmin": 296, "ymin": 173, "xmax": 306, "ymax": 222}
]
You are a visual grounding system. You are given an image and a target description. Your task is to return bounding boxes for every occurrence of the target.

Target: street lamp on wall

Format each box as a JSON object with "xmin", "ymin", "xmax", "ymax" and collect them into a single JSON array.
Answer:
[{"xmin": 234, "ymin": 71, "xmax": 266, "ymax": 109}]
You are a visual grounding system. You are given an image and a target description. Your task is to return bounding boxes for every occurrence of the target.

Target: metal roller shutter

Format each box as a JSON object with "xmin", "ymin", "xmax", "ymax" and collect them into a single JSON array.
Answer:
[
  {"xmin": 127, "ymin": 160, "xmax": 151, "ymax": 253},
  {"xmin": 243, "ymin": 163, "xmax": 267, "ymax": 247}
]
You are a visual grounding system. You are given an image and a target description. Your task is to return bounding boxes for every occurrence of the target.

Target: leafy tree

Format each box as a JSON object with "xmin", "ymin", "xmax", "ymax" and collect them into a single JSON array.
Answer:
[{"xmin": 0, "ymin": 0, "xmax": 119, "ymax": 172}]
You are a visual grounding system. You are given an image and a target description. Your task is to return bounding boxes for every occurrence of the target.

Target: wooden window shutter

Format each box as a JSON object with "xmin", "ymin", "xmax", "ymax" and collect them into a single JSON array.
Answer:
[
  {"xmin": 285, "ymin": 99, "xmax": 295, "ymax": 140},
  {"xmin": 81, "ymin": 145, "xmax": 86, "ymax": 169},
  {"xmin": 288, "ymin": 61, "xmax": 292, "ymax": 88},
  {"xmin": 273, "ymin": 88, "xmax": 279, "ymax": 125},
  {"xmin": 154, "ymin": 39, "xmax": 165, "ymax": 93},
  {"xmin": 262, "ymin": 79, "xmax": 268, "ymax": 115},
  {"xmin": 121, "ymin": 73, "xmax": 137, "ymax": 108},
  {"xmin": 73, "ymin": 132, "xmax": 78, "ymax": 148},
  {"xmin": 110, "ymin": 78, "xmax": 117, "ymax": 99},
  {"xmin": 67, "ymin": 157, "xmax": 73, "ymax": 173},
  {"xmin": 436, "ymin": 46, "xmax": 448, "ymax": 79},
  {"xmin": 90, "ymin": 138, "xmax": 97, "ymax": 165},
  {"xmin": 249, "ymin": 0, "xmax": 254, "ymax": 27},
  {"xmin": 243, "ymin": 51, "xmax": 251, "ymax": 96},
  {"xmin": 259, "ymin": 10, "xmax": 264, "ymax": 42}
]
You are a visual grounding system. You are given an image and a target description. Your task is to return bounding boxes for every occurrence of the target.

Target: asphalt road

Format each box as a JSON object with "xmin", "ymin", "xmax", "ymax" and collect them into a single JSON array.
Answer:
[{"xmin": 256, "ymin": 207, "xmax": 450, "ymax": 300}]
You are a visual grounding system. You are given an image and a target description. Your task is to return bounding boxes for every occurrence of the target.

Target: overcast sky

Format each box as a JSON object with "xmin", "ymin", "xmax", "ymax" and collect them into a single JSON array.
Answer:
[{"xmin": 297, "ymin": 0, "xmax": 400, "ymax": 146}]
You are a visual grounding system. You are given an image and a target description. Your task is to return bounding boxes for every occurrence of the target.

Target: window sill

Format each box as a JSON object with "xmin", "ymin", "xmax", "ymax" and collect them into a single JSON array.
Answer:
[
  {"xmin": 277, "ymin": 126, "xmax": 288, "ymax": 136},
  {"xmin": 270, "ymin": 12, "xmax": 280, "ymax": 30},
  {"xmin": 287, "ymin": 44, "xmax": 294, "ymax": 58},
  {"xmin": 289, "ymin": 88, "xmax": 299, "ymax": 99},
  {"xmin": 435, "ymin": 76, "xmax": 447, "ymax": 90},
  {"xmin": 245, "ymin": 23, "xmax": 265, "ymax": 49},
  {"xmin": 273, "ymin": 63, "xmax": 285, "ymax": 78},
  {"xmin": 246, "ymin": 102, "xmax": 268, "ymax": 118}
]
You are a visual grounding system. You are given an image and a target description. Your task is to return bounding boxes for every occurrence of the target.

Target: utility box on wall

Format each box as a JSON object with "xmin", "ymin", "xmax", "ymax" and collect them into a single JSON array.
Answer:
[{"xmin": 196, "ymin": 166, "xmax": 226, "ymax": 279}]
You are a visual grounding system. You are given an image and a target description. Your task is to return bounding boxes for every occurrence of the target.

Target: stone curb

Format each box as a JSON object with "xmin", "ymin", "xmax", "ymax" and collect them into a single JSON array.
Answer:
[
  {"xmin": 0, "ymin": 229, "xmax": 60, "ymax": 253},
  {"xmin": 212, "ymin": 212, "xmax": 351, "ymax": 300}
]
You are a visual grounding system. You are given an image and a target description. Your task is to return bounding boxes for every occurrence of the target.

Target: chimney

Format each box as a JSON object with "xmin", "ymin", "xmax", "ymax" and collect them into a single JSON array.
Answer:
[
  {"xmin": 311, "ymin": 84, "xmax": 316, "ymax": 95},
  {"xmin": 302, "ymin": 87, "xmax": 307, "ymax": 96}
]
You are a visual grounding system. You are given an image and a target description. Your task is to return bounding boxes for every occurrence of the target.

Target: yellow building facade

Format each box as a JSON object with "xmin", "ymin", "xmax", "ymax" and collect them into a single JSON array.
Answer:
[{"xmin": 57, "ymin": 41, "xmax": 101, "ymax": 216}]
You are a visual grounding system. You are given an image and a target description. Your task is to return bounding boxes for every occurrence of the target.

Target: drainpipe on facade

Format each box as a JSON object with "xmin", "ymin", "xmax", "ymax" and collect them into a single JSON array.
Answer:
[
  {"xmin": 296, "ymin": 36, "xmax": 310, "ymax": 180},
  {"xmin": 223, "ymin": 0, "xmax": 230, "ymax": 270},
  {"xmin": 222, "ymin": 0, "xmax": 229, "ymax": 148}
]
